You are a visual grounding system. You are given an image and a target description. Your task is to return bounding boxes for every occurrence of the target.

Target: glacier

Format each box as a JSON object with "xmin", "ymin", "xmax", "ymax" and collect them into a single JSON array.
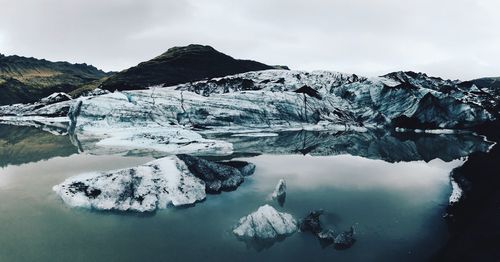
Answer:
[
  {"xmin": 49, "ymin": 70, "xmax": 495, "ymax": 156},
  {"xmin": 1, "ymin": 70, "xmax": 496, "ymax": 155}
]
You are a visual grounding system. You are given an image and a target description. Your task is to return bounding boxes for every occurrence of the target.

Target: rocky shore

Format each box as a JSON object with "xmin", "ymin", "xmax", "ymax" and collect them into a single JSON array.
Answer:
[{"xmin": 436, "ymin": 121, "xmax": 500, "ymax": 261}]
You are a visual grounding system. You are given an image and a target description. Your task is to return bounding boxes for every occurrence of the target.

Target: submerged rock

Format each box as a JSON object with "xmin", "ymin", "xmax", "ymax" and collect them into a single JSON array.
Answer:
[
  {"xmin": 233, "ymin": 204, "xmax": 297, "ymax": 240},
  {"xmin": 334, "ymin": 226, "xmax": 356, "ymax": 250},
  {"xmin": 53, "ymin": 156, "xmax": 206, "ymax": 212},
  {"xmin": 177, "ymin": 154, "xmax": 253, "ymax": 193},
  {"xmin": 299, "ymin": 210, "xmax": 324, "ymax": 234},
  {"xmin": 272, "ymin": 179, "xmax": 287, "ymax": 206}
]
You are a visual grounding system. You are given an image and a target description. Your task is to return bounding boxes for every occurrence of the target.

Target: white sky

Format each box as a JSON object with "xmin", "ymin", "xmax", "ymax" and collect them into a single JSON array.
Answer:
[{"xmin": 1, "ymin": 0, "xmax": 499, "ymax": 80}]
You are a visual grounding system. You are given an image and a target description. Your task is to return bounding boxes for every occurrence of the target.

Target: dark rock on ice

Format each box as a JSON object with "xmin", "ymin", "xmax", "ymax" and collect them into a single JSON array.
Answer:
[{"xmin": 177, "ymin": 154, "xmax": 253, "ymax": 193}]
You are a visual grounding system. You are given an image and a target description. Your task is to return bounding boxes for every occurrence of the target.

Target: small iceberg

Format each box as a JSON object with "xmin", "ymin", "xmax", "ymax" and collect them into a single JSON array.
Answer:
[
  {"xmin": 53, "ymin": 155, "xmax": 256, "ymax": 212},
  {"xmin": 233, "ymin": 204, "xmax": 297, "ymax": 246},
  {"xmin": 272, "ymin": 179, "xmax": 287, "ymax": 206},
  {"xmin": 53, "ymin": 156, "xmax": 206, "ymax": 212}
]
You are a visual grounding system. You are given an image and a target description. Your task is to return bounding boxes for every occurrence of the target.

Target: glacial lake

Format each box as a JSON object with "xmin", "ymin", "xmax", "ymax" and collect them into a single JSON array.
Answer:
[{"xmin": 0, "ymin": 124, "xmax": 492, "ymax": 262}]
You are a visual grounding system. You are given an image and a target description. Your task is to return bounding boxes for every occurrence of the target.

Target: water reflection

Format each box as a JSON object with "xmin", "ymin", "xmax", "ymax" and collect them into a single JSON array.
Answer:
[
  {"xmin": 207, "ymin": 130, "xmax": 492, "ymax": 162},
  {"xmin": 0, "ymin": 124, "xmax": 77, "ymax": 167},
  {"xmin": 0, "ymin": 124, "xmax": 492, "ymax": 167},
  {"xmin": 237, "ymin": 233, "xmax": 292, "ymax": 251}
]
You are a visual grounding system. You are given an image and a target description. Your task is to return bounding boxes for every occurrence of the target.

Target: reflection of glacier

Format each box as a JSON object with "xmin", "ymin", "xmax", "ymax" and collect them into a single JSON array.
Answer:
[
  {"xmin": 0, "ymin": 124, "xmax": 77, "ymax": 167},
  {"xmin": 206, "ymin": 130, "xmax": 493, "ymax": 162},
  {"xmin": 0, "ymin": 122, "xmax": 492, "ymax": 167}
]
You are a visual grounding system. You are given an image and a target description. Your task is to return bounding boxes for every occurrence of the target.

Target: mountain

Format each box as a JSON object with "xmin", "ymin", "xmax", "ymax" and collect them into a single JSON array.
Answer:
[
  {"xmin": 99, "ymin": 44, "xmax": 280, "ymax": 91},
  {"xmin": 0, "ymin": 53, "xmax": 111, "ymax": 105}
]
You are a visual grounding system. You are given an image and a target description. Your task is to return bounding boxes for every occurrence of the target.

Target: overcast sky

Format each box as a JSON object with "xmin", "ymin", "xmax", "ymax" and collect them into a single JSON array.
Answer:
[{"xmin": 0, "ymin": 0, "xmax": 499, "ymax": 80}]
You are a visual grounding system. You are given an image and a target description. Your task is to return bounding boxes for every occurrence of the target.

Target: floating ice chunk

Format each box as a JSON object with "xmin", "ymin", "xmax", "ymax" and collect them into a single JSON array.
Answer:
[
  {"xmin": 233, "ymin": 204, "xmax": 297, "ymax": 239},
  {"xmin": 53, "ymin": 156, "xmax": 206, "ymax": 212},
  {"xmin": 272, "ymin": 179, "xmax": 286, "ymax": 199},
  {"xmin": 272, "ymin": 179, "xmax": 287, "ymax": 206}
]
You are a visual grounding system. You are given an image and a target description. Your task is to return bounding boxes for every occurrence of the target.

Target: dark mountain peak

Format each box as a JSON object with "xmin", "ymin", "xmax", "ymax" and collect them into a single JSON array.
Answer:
[
  {"xmin": 100, "ymin": 44, "xmax": 281, "ymax": 91},
  {"xmin": 154, "ymin": 44, "xmax": 219, "ymax": 60}
]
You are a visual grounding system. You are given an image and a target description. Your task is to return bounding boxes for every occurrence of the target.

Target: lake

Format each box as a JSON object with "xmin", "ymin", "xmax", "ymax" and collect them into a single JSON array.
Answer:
[{"xmin": 0, "ymin": 124, "xmax": 492, "ymax": 262}]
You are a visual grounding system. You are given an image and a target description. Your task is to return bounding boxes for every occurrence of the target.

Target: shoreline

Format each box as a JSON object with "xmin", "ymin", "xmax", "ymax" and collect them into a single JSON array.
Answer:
[{"xmin": 435, "ymin": 121, "xmax": 500, "ymax": 261}]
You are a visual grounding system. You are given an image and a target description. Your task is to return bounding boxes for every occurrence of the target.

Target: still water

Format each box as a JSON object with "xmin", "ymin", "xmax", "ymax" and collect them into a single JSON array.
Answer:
[{"xmin": 0, "ymin": 125, "xmax": 486, "ymax": 262}]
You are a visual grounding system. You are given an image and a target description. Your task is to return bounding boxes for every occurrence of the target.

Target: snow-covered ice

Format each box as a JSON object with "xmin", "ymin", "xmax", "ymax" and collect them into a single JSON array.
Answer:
[
  {"xmin": 53, "ymin": 156, "xmax": 207, "ymax": 212},
  {"xmin": 233, "ymin": 204, "xmax": 297, "ymax": 239}
]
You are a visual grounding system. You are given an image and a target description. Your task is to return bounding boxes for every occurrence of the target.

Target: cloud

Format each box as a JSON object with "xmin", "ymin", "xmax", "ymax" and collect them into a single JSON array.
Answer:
[
  {"xmin": 0, "ymin": 31, "xmax": 6, "ymax": 52},
  {"xmin": 0, "ymin": 0, "xmax": 499, "ymax": 80},
  {"xmin": 0, "ymin": 0, "xmax": 192, "ymax": 70}
]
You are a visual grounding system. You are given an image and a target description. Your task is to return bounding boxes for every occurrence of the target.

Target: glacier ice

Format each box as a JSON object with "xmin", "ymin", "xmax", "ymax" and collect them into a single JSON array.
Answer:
[
  {"xmin": 233, "ymin": 204, "xmax": 297, "ymax": 239},
  {"xmin": 53, "ymin": 156, "xmax": 207, "ymax": 212},
  {"xmin": 53, "ymin": 154, "xmax": 256, "ymax": 212},
  {"xmin": 272, "ymin": 179, "xmax": 286, "ymax": 206}
]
